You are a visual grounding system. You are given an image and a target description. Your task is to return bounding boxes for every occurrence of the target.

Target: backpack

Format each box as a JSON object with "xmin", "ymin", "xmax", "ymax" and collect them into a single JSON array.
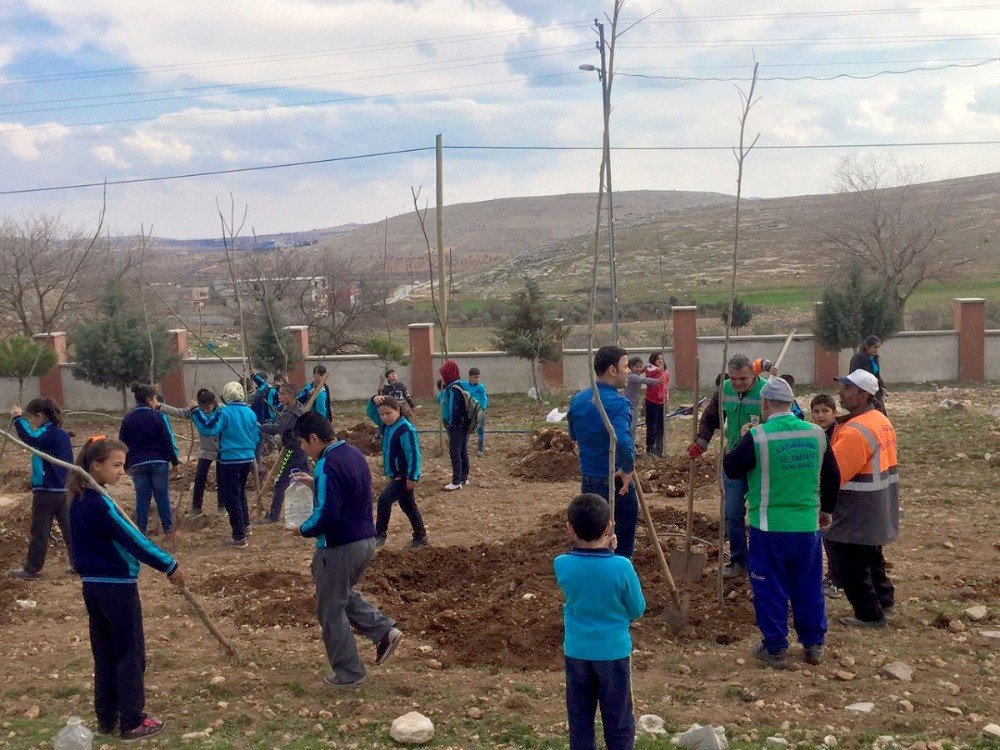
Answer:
[{"xmin": 450, "ymin": 383, "xmax": 482, "ymax": 436}]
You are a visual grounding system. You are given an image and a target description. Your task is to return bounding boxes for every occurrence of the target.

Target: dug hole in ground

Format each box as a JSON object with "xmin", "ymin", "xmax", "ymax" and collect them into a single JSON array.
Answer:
[{"xmin": 0, "ymin": 385, "xmax": 998, "ymax": 749}]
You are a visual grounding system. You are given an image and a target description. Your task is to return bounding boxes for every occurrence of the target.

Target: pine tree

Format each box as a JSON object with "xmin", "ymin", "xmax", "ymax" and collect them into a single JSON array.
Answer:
[
  {"xmin": 492, "ymin": 278, "xmax": 570, "ymax": 400},
  {"xmin": 250, "ymin": 298, "xmax": 301, "ymax": 376},
  {"xmin": 814, "ymin": 265, "xmax": 902, "ymax": 351},
  {"xmin": 71, "ymin": 281, "xmax": 180, "ymax": 410},
  {"xmin": 0, "ymin": 335, "xmax": 58, "ymax": 402},
  {"xmin": 720, "ymin": 296, "xmax": 753, "ymax": 333}
]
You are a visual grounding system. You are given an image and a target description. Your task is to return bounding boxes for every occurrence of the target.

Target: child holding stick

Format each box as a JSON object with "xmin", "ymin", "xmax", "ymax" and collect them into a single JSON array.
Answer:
[
  {"xmin": 69, "ymin": 437, "xmax": 184, "ymax": 741},
  {"xmin": 366, "ymin": 395, "xmax": 426, "ymax": 549},
  {"xmin": 555, "ymin": 493, "xmax": 645, "ymax": 750},
  {"xmin": 158, "ymin": 388, "xmax": 224, "ymax": 518},
  {"xmin": 258, "ymin": 384, "xmax": 306, "ymax": 524},
  {"xmin": 8, "ymin": 398, "xmax": 74, "ymax": 580},
  {"xmin": 191, "ymin": 382, "xmax": 261, "ymax": 548},
  {"xmin": 118, "ymin": 384, "xmax": 179, "ymax": 537},
  {"xmin": 297, "ymin": 364, "xmax": 332, "ymax": 421}
]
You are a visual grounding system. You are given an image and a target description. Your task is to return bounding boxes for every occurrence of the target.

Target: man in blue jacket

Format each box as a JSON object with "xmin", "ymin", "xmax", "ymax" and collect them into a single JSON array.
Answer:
[
  {"xmin": 293, "ymin": 411, "xmax": 403, "ymax": 688},
  {"xmin": 567, "ymin": 345, "xmax": 638, "ymax": 558}
]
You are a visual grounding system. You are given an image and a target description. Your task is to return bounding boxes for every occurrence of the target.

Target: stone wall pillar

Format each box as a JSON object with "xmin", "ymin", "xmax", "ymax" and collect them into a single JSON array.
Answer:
[
  {"xmin": 32, "ymin": 332, "xmax": 67, "ymax": 406},
  {"xmin": 671, "ymin": 306, "xmax": 697, "ymax": 389},
  {"xmin": 952, "ymin": 298, "xmax": 986, "ymax": 382},
  {"xmin": 813, "ymin": 303, "xmax": 841, "ymax": 387},
  {"xmin": 539, "ymin": 341, "xmax": 565, "ymax": 390},
  {"xmin": 408, "ymin": 323, "xmax": 435, "ymax": 398},
  {"xmin": 285, "ymin": 325, "xmax": 310, "ymax": 388},
  {"xmin": 160, "ymin": 330, "xmax": 189, "ymax": 406}
]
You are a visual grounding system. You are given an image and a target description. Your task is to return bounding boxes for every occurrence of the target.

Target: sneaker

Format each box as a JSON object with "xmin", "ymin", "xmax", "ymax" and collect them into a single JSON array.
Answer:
[
  {"xmin": 406, "ymin": 536, "xmax": 429, "ymax": 549},
  {"xmin": 255, "ymin": 516, "xmax": 278, "ymax": 525},
  {"xmin": 324, "ymin": 673, "xmax": 368, "ymax": 689},
  {"xmin": 374, "ymin": 534, "xmax": 387, "ymax": 549},
  {"xmin": 476, "ymin": 450, "xmax": 484, "ymax": 458},
  {"xmin": 722, "ymin": 562, "xmax": 746, "ymax": 579},
  {"xmin": 753, "ymin": 641, "xmax": 788, "ymax": 669},
  {"xmin": 184, "ymin": 509, "xmax": 203, "ymax": 519},
  {"xmin": 226, "ymin": 538, "xmax": 249, "ymax": 549},
  {"xmin": 217, "ymin": 506, "xmax": 227, "ymax": 516},
  {"xmin": 839, "ymin": 615, "xmax": 887, "ymax": 629},
  {"xmin": 444, "ymin": 483, "xmax": 462, "ymax": 491},
  {"xmin": 163, "ymin": 530, "xmax": 178, "ymax": 542},
  {"xmin": 882, "ymin": 605, "xmax": 895, "ymax": 617},
  {"xmin": 121, "ymin": 716, "xmax": 164, "ymax": 742},
  {"xmin": 97, "ymin": 724, "xmax": 116, "ymax": 736},
  {"xmin": 803, "ymin": 644, "xmax": 824, "ymax": 665},
  {"xmin": 8, "ymin": 569, "xmax": 40, "ymax": 581},
  {"xmin": 375, "ymin": 627, "xmax": 403, "ymax": 666},
  {"xmin": 823, "ymin": 581, "xmax": 844, "ymax": 598}
]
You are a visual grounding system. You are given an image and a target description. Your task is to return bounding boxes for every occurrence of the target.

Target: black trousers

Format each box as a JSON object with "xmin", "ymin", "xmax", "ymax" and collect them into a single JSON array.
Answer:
[
  {"xmin": 83, "ymin": 582, "xmax": 146, "ymax": 732},
  {"xmin": 644, "ymin": 401, "xmax": 665, "ymax": 456},
  {"xmin": 828, "ymin": 541, "xmax": 894, "ymax": 621},
  {"xmin": 375, "ymin": 479, "xmax": 426, "ymax": 539},
  {"xmin": 565, "ymin": 656, "xmax": 634, "ymax": 750},
  {"xmin": 267, "ymin": 448, "xmax": 309, "ymax": 520},
  {"xmin": 217, "ymin": 462, "xmax": 252, "ymax": 541},
  {"xmin": 191, "ymin": 458, "xmax": 222, "ymax": 512},
  {"xmin": 822, "ymin": 537, "xmax": 842, "ymax": 586},
  {"xmin": 446, "ymin": 425, "xmax": 469, "ymax": 484},
  {"xmin": 25, "ymin": 489, "xmax": 71, "ymax": 574}
]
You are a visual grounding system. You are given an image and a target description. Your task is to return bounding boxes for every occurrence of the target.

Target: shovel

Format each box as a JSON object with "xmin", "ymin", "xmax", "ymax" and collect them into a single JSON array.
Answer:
[
  {"xmin": 635, "ymin": 480, "xmax": 690, "ymax": 633},
  {"xmin": 670, "ymin": 357, "xmax": 707, "ymax": 582}
]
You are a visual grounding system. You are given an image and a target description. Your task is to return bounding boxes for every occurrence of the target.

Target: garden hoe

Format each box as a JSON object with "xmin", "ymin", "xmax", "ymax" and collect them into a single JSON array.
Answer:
[
  {"xmin": 635, "ymin": 480, "xmax": 690, "ymax": 634},
  {"xmin": 669, "ymin": 357, "xmax": 707, "ymax": 582}
]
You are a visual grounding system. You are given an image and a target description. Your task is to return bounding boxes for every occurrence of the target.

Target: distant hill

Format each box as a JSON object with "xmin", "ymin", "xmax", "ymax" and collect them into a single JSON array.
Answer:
[{"xmin": 151, "ymin": 223, "xmax": 362, "ymax": 253}]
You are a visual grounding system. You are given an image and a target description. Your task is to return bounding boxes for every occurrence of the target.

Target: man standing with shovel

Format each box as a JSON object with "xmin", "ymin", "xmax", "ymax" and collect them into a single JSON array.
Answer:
[{"xmin": 723, "ymin": 378, "xmax": 840, "ymax": 668}]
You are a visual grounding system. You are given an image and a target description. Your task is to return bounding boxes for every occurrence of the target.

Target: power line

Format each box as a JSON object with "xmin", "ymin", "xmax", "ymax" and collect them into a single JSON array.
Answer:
[
  {"xmin": 632, "ymin": 4, "xmax": 1000, "ymax": 24},
  {"xmin": 620, "ymin": 32, "xmax": 1000, "ymax": 49},
  {"xmin": 3, "ymin": 140, "xmax": 998, "ymax": 196},
  {"xmin": 617, "ymin": 57, "xmax": 1000, "ymax": 82},
  {"xmin": 0, "ymin": 44, "xmax": 592, "ymax": 118}
]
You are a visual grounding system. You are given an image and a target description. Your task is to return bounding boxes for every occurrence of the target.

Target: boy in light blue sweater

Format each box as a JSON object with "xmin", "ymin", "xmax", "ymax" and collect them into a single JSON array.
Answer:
[
  {"xmin": 459, "ymin": 367, "xmax": 489, "ymax": 456},
  {"xmin": 554, "ymin": 493, "xmax": 646, "ymax": 750}
]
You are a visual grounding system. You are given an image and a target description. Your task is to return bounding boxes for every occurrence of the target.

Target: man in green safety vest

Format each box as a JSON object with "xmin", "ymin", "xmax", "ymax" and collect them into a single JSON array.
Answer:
[
  {"xmin": 688, "ymin": 354, "xmax": 766, "ymax": 577},
  {"xmin": 723, "ymin": 377, "xmax": 841, "ymax": 668}
]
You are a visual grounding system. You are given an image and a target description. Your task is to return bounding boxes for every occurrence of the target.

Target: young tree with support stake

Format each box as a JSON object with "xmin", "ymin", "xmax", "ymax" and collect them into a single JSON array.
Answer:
[{"xmin": 0, "ymin": 336, "xmax": 57, "ymax": 402}]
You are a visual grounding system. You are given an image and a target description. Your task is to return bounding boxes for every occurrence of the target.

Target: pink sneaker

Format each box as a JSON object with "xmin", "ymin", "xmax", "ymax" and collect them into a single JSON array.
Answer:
[{"xmin": 121, "ymin": 716, "xmax": 164, "ymax": 742}]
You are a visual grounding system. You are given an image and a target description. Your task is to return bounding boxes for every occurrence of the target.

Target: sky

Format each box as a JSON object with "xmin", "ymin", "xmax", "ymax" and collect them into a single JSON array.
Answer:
[{"xmin": 1, "ymin": 0, "xmax": 999, "ymax": 238}]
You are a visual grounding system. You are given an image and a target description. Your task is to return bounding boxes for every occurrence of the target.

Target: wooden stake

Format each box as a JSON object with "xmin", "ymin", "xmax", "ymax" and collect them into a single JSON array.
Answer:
[{"xmin": 685, "ymin": 358, "xmax": 700, "ymax": 563}]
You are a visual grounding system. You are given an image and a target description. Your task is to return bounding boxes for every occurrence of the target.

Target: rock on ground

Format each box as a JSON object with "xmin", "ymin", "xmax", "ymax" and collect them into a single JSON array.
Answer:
[
  {"xmin": 881, "ymin": 661, "xmax": 914, "ymax": 682},
  {"xmin": 982, "ymin": 724, "xmax": 1000, "ymax": 739},
  {"xmin": 845, "ymin": 702, "xmax": 875, "ymax": 714},
  {"xmin": 964, "ymin": 605, "xmax": 988, "ymax": 621},
  {"xmin": 390, "ymin": 712, "xmax": 435, "ymax": 745},
  {"xmin": 676, "ymin": 723, "xmax": 729, "ymax": 750},
  {"xmin": 637, "ymin": 714, "xmax": 667, "ymax": 735}
]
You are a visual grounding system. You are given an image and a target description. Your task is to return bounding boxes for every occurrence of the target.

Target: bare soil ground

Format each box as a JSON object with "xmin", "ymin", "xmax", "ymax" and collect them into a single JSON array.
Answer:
[{"xmin": 0, "ymin": 385, "xmax": 998, "ymax": 749}]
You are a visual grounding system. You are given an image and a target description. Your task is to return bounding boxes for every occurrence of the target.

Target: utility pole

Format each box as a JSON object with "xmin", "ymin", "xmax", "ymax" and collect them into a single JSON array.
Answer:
[
  {"xmin": 596, "ymin": 20, "xmax": 619, "ymax": 344},
  {"xmin": 435, "ymin": 133, "xmax": 448, "ymax": 354}
]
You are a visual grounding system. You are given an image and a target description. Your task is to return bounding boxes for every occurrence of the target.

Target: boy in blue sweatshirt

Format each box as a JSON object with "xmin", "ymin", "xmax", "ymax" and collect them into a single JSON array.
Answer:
[
  {"xmin": 555, "ymin": 493, "xmax": 646, "ymax": 750},
  {"xmin": 69, "ymin": 437, "xmax": 184, "ymax": 742},
  {"xmin": 190, "ymin": 382, "xmax": 261, "ymax": 548},
  {"xmin": 292, "ymin": 411, "xmax": 402, "ymax": 688},
  {"xmin": 8, "ymin": 398, "xmax": 74, "ymax": 580},
  {"xmin": 567, "ymin": 345, "xmax": 638, "ymax": 558},
  {"xmin": 459, "ymin": 367, "xmax": 489, "ymax": 457},
  {"xmin": 297, "ymin": 364, "xmax": 332, "ymax": 421},
  {"xmin": 366, "ymin": 395, "xmax": 426, "ymax": 549},
  {"xmin": 118, "ymin": 384, "xmax": 180, "ymax": 537}
]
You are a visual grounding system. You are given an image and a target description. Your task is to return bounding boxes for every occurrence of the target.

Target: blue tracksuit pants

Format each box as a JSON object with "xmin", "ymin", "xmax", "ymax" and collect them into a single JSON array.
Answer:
[
  {"xmin": 748, "ymin": 527, "xmax": 827, "ymax": 653},
  {"xmin": 565, "ymin": 656, "xmax": 634, "ymax": 750}
]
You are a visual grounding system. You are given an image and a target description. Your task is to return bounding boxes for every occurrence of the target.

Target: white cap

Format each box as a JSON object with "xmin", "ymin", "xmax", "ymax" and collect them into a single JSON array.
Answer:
[
  {"xmin": 835, "ymin": 369, "xmax": 879, "ymax": 395},
  {"xmin": 760, "ymin": 377, "xmax": 796, "ymax": 403}
]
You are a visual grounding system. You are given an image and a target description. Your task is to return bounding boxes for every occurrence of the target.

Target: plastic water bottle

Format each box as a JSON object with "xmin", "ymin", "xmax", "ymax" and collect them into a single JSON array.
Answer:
[
  {"xmin": 284, "ymin": 477, "xmax": 314, "ymax": 530},
  {"xmin": 54, "ymin": 716, "xmax": 92, "ymax": 750}
]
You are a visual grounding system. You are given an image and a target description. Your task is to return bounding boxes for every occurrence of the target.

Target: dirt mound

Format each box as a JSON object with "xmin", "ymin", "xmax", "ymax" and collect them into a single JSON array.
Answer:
[
  {"xmin": 338, "ymin": 422, "xmax": 379, "ymax": 455},
  {"xmin": 512, "ymin": 428, "xmax": 578, "ymax": 482},
  {"xmin": 204, "ymin": 505, "xmax": 751, "ymax": 671},
  {"xmin": 640, "ymin": 454, "xmax": 718, "ymax": 498}
]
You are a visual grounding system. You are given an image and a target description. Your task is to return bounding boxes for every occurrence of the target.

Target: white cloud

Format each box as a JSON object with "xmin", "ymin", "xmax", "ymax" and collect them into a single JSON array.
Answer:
[
  {"xmin": 0, "ymin": 121, "xmax": 68, "ymax": 161},
  {"xmin": 121, "ymin": 131, "xmax": 193, "ymax": 165},
  {"xmin": 90, "ymin": 144, "xmax": 131, "ymax": 169}
]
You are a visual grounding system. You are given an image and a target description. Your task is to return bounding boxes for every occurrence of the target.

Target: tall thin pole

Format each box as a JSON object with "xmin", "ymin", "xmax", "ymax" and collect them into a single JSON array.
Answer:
[
  {"xmin": 597, "ymin": 20, "xmax": 619, "ymax": 344},
  {"xmin": 435, "ymin": 133, "xmax": 448, "ymax": 354}
]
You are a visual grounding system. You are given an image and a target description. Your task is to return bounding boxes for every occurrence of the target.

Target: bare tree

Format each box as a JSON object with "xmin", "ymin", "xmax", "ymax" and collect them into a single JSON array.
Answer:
[
  {"xmin": 818, "ymin": 153, "xmax": 971, "ymax": 316},
  {"xmin": 292, "ymin": 251, "xmax": 381, "ymax": 354},
  {"xmin": 410, "ymin": 186, "xmax": 451, "ymax": 357},
  {"xmin": 0, "ymin": 193, "xmax": 111, "ymax": 337}
]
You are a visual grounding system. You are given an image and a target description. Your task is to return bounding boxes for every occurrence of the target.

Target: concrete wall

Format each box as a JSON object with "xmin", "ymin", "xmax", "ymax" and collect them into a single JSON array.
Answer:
[
  {"xmin": 3, "ymin": 329, "xmax": 995, "ymax": 409},
  {"xmin": 986, "ymin": 331, "xmax": 1000, "ymax": 382},
  {"xmin": 0, "ymin": 377, "xmax": 40, "ymax": 407}
]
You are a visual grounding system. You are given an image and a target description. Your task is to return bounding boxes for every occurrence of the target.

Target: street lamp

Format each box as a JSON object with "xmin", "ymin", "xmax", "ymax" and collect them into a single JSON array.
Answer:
[{"xmin": 578, "ymin": 21, "xmax": 618, "ymax": 344}]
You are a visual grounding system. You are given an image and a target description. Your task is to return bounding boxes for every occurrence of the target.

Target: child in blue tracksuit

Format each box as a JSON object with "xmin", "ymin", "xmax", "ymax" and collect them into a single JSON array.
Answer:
[
  {"xmin": 251, "ymin": 372, "xmax": 283, "ymax": 423},
  {"xmin": 69, "ymin": 436, "xmax": 184, "ymax": 742},
  {"xmin": 437, "ymin": 359, "xmax": 470, "ymax": 491},
  {"xmin": 9, "ymin": 398, "xmax": 74, "ymax": 580},
  {"xmin": 190, "ymin": 382, "xmax": 261, "ymax": 548},
  {"xmin": 158, "ymin": 388, "xmax": 224, "ymax": 517},
  {"xmin": 366, "ymin": 395, "xmax": 426, "ymax": 548},
  {"xmin": 118, "ymin": 385, "xmax": 179, "ymax": 536},
  {"xmin": 555, "ymin": 493, "xmax": 645, "ymax": 750},
  {"xmin": 459, "ymin": 367, "xmax": 489, "ymax": 456},
  {"xmin": 297, "ymin": 364, "xmax": 332, "ymax": 421}
]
